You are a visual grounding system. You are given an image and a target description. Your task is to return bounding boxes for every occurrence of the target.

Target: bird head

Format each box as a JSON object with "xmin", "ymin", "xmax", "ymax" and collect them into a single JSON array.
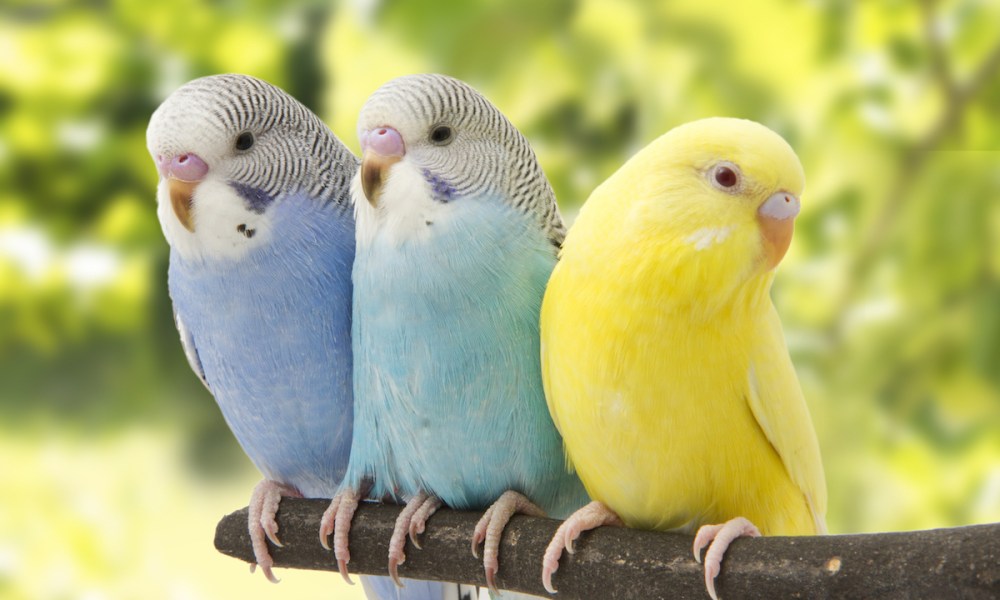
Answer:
[
  {"xmin": 146, "ymin": 74, "xmax": 356, "ymax": 261},
  {"xmin": 352, "ymin": 73, "xmax": 564, "ymax": 246},
  {"xmin": 603, "ymin": 117, "xmax": 804, "ymax": 292}
]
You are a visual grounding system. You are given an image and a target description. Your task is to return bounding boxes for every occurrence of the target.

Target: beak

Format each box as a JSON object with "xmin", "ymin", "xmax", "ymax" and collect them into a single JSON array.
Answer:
[
  {"xmin": 358, "ymin": 126, "xmax": 405, "ymax": 206},
  {"xmin": 156, "ymin": 153, "xmax": 208, "ymax": 232},
  {"xmin": 757, "ymin": 191, "xmax": 800, "ymax": 270},
  {"xmin": 361, "ymin": 150, "xmax": 403, "ymax": 207},
  {"xmin": 168, "ymin": 178, "xmax": 198, "ymax": 232}
]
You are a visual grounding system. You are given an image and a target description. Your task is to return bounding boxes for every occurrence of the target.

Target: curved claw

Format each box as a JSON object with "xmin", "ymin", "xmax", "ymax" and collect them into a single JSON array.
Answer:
[
  {"xmin": 248, "ymin": 479, "xmax": 297, "ymax": 583},
  {"xmin": 540, "ymin": 501, "xmax": 623, "ymax": 594},
  {"xmin": 388, "ymin": 554, "xmax": 405, "ymax": 588},
  {"xmin": 541, "ymin": 515, "xmax": 584, "ymax": 593},
  {"xmin": 249, "ymin": 562, "xmax": 280, "ymax": 584},
  {"xmin": 388, "ymin": 492, "xmax": 440, "ymax": 585},
  {"xmin": 408, "ymin": 495, "xmax": 442, "ymax": 550},
  {"xmin": 473, "ymin": 490, "xmax": 546, "ymax": 593},
  {"xmin": 541, "ymin": 540, "xmax": 561, "ymax": 595},
  {"xmin": 262, "ymin": 517, "xmax": 283, "ymax": 548},
  {"xmin": 705, "ymin": 559, "xmax": 722, "ymax": 600},
  {"xmin": 319, "ymin": 489, "xmax": 360, "ymax": 585},
  {"xmin": 693, "ymin": 523, "xmax": 724, "ymax": 563},
  {"xmin": 693, "ymin": 517, "xmax": 762, "ymax": 600},
  {"xmin": 563, "ymin": 524, "xmax": 577, "ymax": 555},
  {"xmin": 485, "ymin": 563, "xmax": 500, "ymax": 597},
  {"xmin": 408, "ymin": 522, "xmax": 425, "ymax": 550},
  {"xmin": 471, "ymin": 504, "xmax": 494, "ymax": 559},
  {"xmin": 334, "ymin": 494, "xmax": 360, "ymax": 584},
  {"xmin": 337, "ymin": 559, "xmax": 353, "ymax": 585},
  {"xmin": 319, "ymin": 494, "xmax": 340, "ymax": 551}
]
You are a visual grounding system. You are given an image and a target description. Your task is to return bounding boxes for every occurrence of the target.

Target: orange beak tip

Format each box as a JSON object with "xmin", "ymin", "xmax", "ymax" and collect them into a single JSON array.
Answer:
[
  {"xmin": 167, "ymin": 178, "xmax": 197, "ymax": 232},
  {"xmin": 360, "ymin": 151, "xmax": 402, "ymax": 207}
]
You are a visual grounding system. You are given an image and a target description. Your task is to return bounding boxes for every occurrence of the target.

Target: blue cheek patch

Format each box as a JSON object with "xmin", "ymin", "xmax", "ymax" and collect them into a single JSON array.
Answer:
[
  {"xmin": 422, "ymin": 169, "xmax": 456, "ymax": 203},
  {"xmin": 229, "ymin": 182, "xmax": 275, "ymax": 214}
]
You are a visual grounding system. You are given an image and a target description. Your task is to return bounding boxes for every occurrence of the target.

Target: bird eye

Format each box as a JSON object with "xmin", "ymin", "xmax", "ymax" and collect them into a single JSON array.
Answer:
[
  {"xmin": 429, "ymin": 125, "xmax": 453, "ymax": 146},
  {"xmin": 711, "ymin": 163, "xmax": 740, "ymax": 190},
  {"xmin": 235, "ymin": 131, "xmax": 255, "ymax": 151}
]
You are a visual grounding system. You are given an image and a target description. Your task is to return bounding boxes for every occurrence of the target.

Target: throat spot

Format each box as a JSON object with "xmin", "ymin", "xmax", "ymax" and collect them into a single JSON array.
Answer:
[
  {"xmin": 229, "ymin": 182, "xmax": 275, "ymax": 214},
  {"xmin": 422, "ymin": 168, "xmax": 456, "ymax": 203}
]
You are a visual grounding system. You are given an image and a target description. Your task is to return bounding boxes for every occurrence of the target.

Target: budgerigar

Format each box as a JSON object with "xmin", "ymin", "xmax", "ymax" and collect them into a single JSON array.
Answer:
[
  {"xmin": 148, "ymin": 73, "xmax": 356, "ymax": 582},
  {"xmin": 539, "ymin": 118, "xmax": 827, "ymax": 600},
  {"xmin": 320, "ymin": 73, "xmax": 588, "ymax": 594},
  {"xmin": 148, "ymin": 74, "xmax": 472, "ymax": 600}
]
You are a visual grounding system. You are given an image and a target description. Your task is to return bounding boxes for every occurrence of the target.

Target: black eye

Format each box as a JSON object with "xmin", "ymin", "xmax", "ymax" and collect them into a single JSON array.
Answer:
[
  {"xmin": 235, "ymin": 131, "xmax": 255, "ymax": 151},
  {"xmin": 429, "ymin": 125, "xmax": 453, "ymax": 145},
  {"xmin": 713, "ymin": 164, "xmax": 739, "ymax": 188}
]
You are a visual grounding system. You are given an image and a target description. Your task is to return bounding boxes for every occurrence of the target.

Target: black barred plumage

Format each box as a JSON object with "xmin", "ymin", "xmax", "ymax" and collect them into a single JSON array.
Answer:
[
  {"xmin": 359, "ymin": 73, "xmax": 566, "ymax": 245},
  {"xmin": 149, "ymin": 74, "xmax": 357, "ymax": 213}
]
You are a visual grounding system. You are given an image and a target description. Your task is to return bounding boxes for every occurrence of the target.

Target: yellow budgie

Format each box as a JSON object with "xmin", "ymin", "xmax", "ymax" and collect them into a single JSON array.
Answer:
[{"xmin": 539, "ymin": 117, "xmax": 826, "ymax": 600}]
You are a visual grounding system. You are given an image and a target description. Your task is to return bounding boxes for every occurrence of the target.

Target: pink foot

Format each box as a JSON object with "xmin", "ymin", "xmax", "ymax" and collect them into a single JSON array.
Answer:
[
  {"xmin": 247, "ymin": 479, "xmax": 300, "ymax": 583},
  {"xmin": 319, "ymin": 488, "xmax": 361, "ymax": 584},
  {"xmin": 541, "ymin": 501, "xmax": 623, "ymax": 594},
  {"xmin": 693, "ymin": 516, "xmax": 761, "ymax": 600},
  {"xmin": 388, "ymin": 492, "xmax": 442, "ymax": 587},
  {"xmin": 407, "ymin": 494, "xmax": 442, "ymax": 549},
  {"xmin": 472, "ymin": 490, "xmax": 546, "ymax": 594}
]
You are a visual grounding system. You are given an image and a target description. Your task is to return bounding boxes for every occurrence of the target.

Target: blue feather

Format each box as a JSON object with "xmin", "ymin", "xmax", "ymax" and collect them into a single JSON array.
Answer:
[
  {"xmin": 347, "ymin": 196, "xmax": 587, "ymax": 517},
  {"xmin": 155, "ymin": 72, "xmax": 465, "ymax": 600},
  {"xmin": 171, "ymin": 193, "xmax": 471, "ymax": 599},
  {"xmin": 363, "ymin": 577, "xmax": 479, "ymax": 600},
  {"xmin": 169, "ymin": 194, "xmax": 355, "ymax": 498}
]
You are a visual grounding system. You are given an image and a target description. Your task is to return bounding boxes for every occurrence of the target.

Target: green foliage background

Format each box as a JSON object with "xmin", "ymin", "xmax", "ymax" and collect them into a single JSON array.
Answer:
[{"xmin": 1, "ymin": 0, "xmax": 998, "ymax": 597}]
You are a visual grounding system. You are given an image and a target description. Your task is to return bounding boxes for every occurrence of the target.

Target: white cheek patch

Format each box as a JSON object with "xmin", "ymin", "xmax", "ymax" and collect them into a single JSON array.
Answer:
[
  {"xmin": 156, "ymin": 177, "xmax": 273, "ymax": 262},
  {"xmin": 353, "ymin": 161, "xmax": 452, "ymax": 248},
  {"xmin": 685, "ymin": 225, "xmax": 734, "ymax": 251}
]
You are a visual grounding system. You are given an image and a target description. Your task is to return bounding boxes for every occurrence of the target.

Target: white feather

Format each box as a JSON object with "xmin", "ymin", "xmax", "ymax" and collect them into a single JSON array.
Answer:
[
  {"xmin": 353, "ymin": 160, "xmax": 454, "ymax": 249},
  {"xmin": 685, "ymin": 225, "xmax": 733, "ymax": 251},
  {"xmin": 156, "ymin": 177, "xmax": 273, "ymax": 263}
]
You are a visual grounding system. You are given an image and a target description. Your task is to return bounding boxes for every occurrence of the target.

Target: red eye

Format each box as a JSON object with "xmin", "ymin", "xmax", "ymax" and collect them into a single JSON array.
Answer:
[{"xmin": 714, "ymin": 166, "xmax": 738, "ymax": 188}]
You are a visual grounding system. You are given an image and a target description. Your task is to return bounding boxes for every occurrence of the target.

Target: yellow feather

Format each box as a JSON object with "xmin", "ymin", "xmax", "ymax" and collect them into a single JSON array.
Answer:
[{"xmin": 542, "ymin": 117, "xmax": 825, "ymax": 536}]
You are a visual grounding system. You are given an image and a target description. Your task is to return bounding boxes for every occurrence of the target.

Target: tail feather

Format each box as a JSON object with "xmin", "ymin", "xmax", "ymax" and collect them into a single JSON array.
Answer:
[{"xmin": 361, "ymin": 576, "xmax": 479, "ymax": 600}]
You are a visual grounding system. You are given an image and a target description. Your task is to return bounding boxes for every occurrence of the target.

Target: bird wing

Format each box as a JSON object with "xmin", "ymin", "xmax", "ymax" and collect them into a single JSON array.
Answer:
[
  {"xmin": 745, "ymin": 302, "xmax": 828, "ymax": 534},
  {"xmin": 173, "ymin": 309, "xmax": 210, "ymax": 391}
]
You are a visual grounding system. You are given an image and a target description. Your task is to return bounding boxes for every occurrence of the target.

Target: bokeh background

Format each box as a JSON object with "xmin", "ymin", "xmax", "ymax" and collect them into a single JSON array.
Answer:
[{"xmin": 2, "ymin": 0, "xmax": 999, "ymax": 598}]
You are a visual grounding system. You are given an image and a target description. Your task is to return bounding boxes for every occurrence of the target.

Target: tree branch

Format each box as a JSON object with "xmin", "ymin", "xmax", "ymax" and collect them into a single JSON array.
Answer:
[
  {"xmin": 826, "ymin": 9, "xmax": 1000, "ymax": 341},
  {"xmin": 214, "ymin": 498, "xmax": 1000, "ymax": 599}
]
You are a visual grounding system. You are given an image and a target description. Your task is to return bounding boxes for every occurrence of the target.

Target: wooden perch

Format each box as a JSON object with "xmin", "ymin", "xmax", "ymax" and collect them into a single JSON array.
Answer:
[{"xmin": 215, "ymin": 498, "xmax": 1000, "ymax": 599}]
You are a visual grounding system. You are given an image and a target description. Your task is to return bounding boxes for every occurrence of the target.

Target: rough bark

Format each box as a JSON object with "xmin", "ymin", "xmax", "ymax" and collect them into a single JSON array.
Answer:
[{"xmin": 214, "ymin": 498, "xmax": 1000, "ymax": 599}]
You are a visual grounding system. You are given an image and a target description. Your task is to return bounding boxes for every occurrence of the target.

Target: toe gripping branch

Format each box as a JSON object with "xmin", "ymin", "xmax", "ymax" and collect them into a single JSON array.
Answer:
[{"xmin": 215, "ymin": 498, "xmax": 1000, "ymax": 599}]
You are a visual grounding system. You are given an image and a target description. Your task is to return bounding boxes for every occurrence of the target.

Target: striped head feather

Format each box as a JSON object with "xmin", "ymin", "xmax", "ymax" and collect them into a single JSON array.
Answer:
[
  {"xmin": 147, "ymin": 74, "xmax": 358, "ymax": 261},
  {"xmin": 353, "ymin": 73, "xmax": 565, "ymax": 247}
]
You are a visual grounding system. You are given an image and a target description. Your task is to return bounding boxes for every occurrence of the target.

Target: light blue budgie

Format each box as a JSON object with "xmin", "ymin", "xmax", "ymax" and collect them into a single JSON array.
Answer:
[
  {"xmin": 148, "ymin": 74, "xmax": 474, "ymax": 600},
  {"xmin": 320, "ymin": 74, "xmax": 588, "ymax": 594}
]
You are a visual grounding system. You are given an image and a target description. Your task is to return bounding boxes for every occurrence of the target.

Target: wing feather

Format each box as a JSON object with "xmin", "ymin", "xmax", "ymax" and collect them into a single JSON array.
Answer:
[
  {"xmin": 746, "ymin": 303, "xmax": 827, "ymax": 534},
  {"xmin": 173, "ymin": 309, "xmax": 210, "ymax": 391}
]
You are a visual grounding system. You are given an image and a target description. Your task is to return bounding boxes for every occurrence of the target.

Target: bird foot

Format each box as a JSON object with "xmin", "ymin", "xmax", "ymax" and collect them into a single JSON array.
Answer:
[
  {"xmin": 247, "ymin": 479, "xmax": 300, "ymax": 584},
  {"xmin": 693, "ymin": 516, "xmax": 761, "ymax": 600},
  {"xmin": 320, "ymin": 487, "xmax": 362, "ymax": 584},
  {"xmin": 388, "ymin": 492, "xmax": 442, "ymax": 587},
  {"xmin": 541, "ymin": 501, "xmax": 622, "ymax": 593},
  {"xmin": 472, "ymin": 490, "xmax": 546, "ymax": 594}
]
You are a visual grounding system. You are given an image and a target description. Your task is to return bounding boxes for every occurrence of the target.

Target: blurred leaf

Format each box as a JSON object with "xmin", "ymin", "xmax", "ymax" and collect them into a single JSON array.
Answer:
[{"xmin": 1, "ymin": 3, "xmax": 999, "ymax": 593}]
